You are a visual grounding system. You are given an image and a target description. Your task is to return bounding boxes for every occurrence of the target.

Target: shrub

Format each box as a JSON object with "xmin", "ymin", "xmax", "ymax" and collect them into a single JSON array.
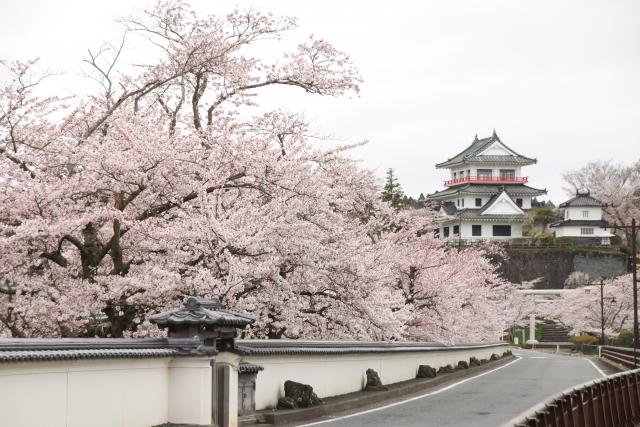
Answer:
[
  {"xmin": 615, "ymin": 329, "xmax": 634, "ymax": 347},
  {"xmin": 556, "ymin": 237, "xmax": 577, "ymax": 245},
  {"xmin": 569, "ymin": 334, "xmax": 598, "ymax": 347},
  {"xmin": 535, "ymin": 232, "xmax": 555, "ymax": 242}
]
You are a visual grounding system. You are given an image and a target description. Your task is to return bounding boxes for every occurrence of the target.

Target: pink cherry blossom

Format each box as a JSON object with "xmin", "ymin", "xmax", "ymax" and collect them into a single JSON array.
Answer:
[{"xmin": 0, "ymin": 1, "xmax": 506, "ymax": 343}]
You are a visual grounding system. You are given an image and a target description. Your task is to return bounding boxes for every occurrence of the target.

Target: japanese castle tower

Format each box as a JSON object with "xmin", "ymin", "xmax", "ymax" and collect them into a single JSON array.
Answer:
[
  {"xmin": 549, "ymin": 191, "xmax": 612, "ymax": 245},
  {"xmin": 427, "ymin": 131, "xmax": 546, "ymax": 240}
]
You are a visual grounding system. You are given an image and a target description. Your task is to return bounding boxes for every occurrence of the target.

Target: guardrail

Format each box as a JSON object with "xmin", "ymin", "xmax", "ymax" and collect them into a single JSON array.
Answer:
[
  {"xmin": 511, "ymin": 369, "xmax": 640, "ymax": 426},
  {"xmin": 601, "ymin": 345, "xmax": 639, "ymax": 369}
]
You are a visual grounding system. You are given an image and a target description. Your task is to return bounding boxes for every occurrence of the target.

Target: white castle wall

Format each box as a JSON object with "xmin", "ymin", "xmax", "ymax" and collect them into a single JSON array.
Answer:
[{"xmin": 240, "ymin": 343, "xmax": 508, "ymax": 410}]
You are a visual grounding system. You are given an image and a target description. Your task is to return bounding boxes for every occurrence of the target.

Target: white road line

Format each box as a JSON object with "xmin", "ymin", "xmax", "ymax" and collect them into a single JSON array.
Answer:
[
  {"xmin": 297, "ymin": 357, "xmax": 522, "ymax": 426},
  {"xmin": 587, "ymin": 358, "xmax": 608, "ymax": 378},
  {"xmin": 530, "ymin": 356, "xmax": 548, "ymax": 359}
]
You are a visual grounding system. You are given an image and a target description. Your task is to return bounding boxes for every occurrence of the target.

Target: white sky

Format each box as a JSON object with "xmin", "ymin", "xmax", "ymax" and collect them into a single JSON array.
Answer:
[{"xmin": 2, "ymin": 0, "xmax": 639, "ymax": 203}]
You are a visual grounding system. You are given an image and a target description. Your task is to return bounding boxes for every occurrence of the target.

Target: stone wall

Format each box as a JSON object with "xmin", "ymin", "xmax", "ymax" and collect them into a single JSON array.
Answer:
[{"xmin": 498, "ymin": 248, "xmax": 628, "ymax": 289}]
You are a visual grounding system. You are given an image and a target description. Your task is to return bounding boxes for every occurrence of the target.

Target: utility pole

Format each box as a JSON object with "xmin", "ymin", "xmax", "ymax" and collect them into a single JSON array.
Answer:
[
  {"xmin": 600, "ymin": 280, "xmax": 605, "ymax": 346},
  {"xmin": 633, "ymin": 219, "xmax": 638, "ymax": 368}
]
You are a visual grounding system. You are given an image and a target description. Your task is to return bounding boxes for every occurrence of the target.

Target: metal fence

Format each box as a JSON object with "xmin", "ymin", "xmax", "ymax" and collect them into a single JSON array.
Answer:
[{"xmin": 512, "ymin": 369, "xmax": 640, "ymax": 426}]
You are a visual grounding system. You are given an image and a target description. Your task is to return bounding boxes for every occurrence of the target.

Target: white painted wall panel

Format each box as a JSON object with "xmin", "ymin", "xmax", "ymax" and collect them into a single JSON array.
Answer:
[
  {"xmin": 0, "ymin": 358, "xmax": 201, "ymax": 427},
  {"xmin": 243, "ymin": 345, "xmax": 507, "ymax": 410}
]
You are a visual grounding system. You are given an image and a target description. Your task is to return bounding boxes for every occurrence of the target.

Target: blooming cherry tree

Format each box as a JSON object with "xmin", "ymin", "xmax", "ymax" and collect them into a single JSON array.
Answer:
[
  {"xmin": 539, "ymin": 275, "xmax": 634, "ymax": 337},
  {"xmin": 0, "ymin": 1, "xmax": 506, "ymax": 343},
  {"xmin": 563, "ymin": 160, "xmax": 640, "ymax": 242}
]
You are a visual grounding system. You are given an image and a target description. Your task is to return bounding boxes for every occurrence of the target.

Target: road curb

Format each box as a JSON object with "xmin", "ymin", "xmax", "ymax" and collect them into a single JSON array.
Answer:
[{"xmin": 248, "ymin": 355, "xmax": 515, "ymax": 426}]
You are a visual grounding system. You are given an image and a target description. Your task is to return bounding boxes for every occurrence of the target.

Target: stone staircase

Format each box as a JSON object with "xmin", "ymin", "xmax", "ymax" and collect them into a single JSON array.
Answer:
[
  {"xmin": 536, "ymin": 320, "xmax": 573, "ymax": 351},
  {"xmin": 540, "ymin": 321, "xmax": 571, "ymax": 343}
]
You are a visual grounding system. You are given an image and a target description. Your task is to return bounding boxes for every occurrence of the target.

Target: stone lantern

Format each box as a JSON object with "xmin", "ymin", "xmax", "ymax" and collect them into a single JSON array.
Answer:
[{"xmin": 150, "ymin": 296, "xmax": 255, "ymax": 354}]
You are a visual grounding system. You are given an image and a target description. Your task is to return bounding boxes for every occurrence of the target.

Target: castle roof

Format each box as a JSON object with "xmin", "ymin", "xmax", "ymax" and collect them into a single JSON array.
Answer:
[
  {"xmin": 549, "ymin": 219, "xmax": 609, "ymax": 228},
  {"xmin": 427, "ymin": 184, "xmax": 546, "ymax": 200},
  {"xmin": 439, "ymin": 188, "xmax": 527, "ymax": 221},
  {"xmin": 435, "ymin": 131, "xmax": 536, "ymax": 168},
  {"xmin": 558, "ymin": 191, "xmax": 607, "ymax": 208}
]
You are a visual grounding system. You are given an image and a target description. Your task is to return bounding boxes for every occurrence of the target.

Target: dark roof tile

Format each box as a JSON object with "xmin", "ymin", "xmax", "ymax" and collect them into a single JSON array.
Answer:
[
  {"xmin": 559, "ymin": 192, "xmax": 607, "ymax": 208},
  {"xmin": 232, "ymin": 340, "xmax": 506, "ymax": 356},
  {"xmin": 428, "ymin": 184, "xmax": 546, "ymax": 200},
  {"xmin": 435, "ymin": 132, "xmax": 536, "ymax": 168}
]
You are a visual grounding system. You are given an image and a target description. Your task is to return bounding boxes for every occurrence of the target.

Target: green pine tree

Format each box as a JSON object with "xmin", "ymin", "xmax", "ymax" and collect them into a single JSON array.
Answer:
[{"xmin": 382, "ymin": 168, "xmax": 407, "ymax": 209}]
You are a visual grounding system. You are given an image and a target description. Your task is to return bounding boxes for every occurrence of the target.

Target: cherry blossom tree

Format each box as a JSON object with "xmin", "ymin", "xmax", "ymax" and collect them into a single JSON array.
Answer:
[
  {"xmin": 0, "ymin": 1, "xmax": 506, "ymax": 343},
  {"xmin": 563, "ymin": 160, "xmax": 640, "ymax": 243},
  {"xmin": 538, "ymin": 275, "xmax": 634, "ymax": 338}
]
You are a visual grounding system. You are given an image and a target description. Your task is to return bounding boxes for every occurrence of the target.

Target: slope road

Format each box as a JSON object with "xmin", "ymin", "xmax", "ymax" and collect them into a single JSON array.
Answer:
[{"xmin": 296, "ymin": 349, "xmax": 606, "ymax": 427}]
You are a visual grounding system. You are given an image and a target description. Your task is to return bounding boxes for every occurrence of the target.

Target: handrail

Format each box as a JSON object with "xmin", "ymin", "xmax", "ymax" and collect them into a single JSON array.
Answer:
[
  {"xmin": 507, "ymin": 368, "xmax": 640, "ymax": 426},
  {"xmin": 601, "ymin": 345, "xmax": 639, "ymax": 369},
  {"xmin": 444, "ymin": 175, "xmax": 528, "ymax": 187}
]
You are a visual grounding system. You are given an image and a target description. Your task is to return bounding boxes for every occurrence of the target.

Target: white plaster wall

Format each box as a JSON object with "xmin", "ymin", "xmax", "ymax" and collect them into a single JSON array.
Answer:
[
  {"xmin": 0, "ymin": 358, "xmax": 171, "ymax": 427},
  {"xmin": 565, "ymin": 207, "xmax": 603, "ymax": 221},
  {"xmin": 449, "ymin": 166, "xmax": 524, "ymax": 179},
  {"xmin": 168, "ymin": 358, "xmax": 213, "ymax": 426},
  {"xmin": 243, "ymin": 344, "xmax": 507, "ymax": 410},
  {"xmin": 554, "ymin": 225, "xmax": 611, "ymax": 238},
  {"xmin": 441, "ymin": 195, "xmax": 531, "ymax": 211},
  {"xmin": 456, "ymin": 222, "xmax": 522, "ymax": 240}
]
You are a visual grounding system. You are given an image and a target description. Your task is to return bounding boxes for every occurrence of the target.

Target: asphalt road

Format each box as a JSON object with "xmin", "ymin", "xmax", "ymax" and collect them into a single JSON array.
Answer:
[{"xmin": 295, "ymin": 350, "xmax": 606, "ymax": 427}]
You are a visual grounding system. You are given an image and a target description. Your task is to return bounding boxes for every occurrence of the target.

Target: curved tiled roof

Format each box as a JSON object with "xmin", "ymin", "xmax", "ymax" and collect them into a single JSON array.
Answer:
[
  {"xmin": 239, "ymin": 362, "xmax": 264, "ymax": 374},
  {"xmin": 559, "ymin": 192, "xmax": 606, "ymax": 208},
  {"xmin": 232, "ymin": 340, "xmax": 505, "ymax": 356},
  {"xmin": 435, "ymin": 132, "xmax": 536, "ymax": 168},
  {"xmin": 0, "ymin": 348, "xmax": 180, "ymax": 363},
  {"xmin": 549, "ymin": 219, "xmax": 609, "ymax": 228},
  {"xmin": 150, "ymin": 297, "xmax": 255, "ymax": 328},
  {"xmin": 0, "ymin": 337, "xmax": 203, "ymax": 363},
  {"xmin": 455, "ymin": 211, "xmax": 527, "ymax": 221},
  {"xmin": 428, "ymin": 184, "xmax": 546, "ymax": 200}
]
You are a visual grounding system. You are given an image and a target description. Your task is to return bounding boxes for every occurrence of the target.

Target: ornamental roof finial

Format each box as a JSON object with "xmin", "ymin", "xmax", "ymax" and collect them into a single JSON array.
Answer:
[
  {"xmin": 492, "ymin": 128, "xmax": 498, "ymax": 138},
  {"xmin": 474, "ymin": 133, "xmax": 478, "ymax": 142}
]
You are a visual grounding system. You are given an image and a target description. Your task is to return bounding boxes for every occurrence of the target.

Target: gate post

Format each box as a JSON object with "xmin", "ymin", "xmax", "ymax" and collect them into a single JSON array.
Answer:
[
  {"xmin": 151, "ymin": 297, "xmax": 255, "ymax": 427},
  {"xmin": 216, "ymin": 351, "xmax": 242, "ymax": 427}
]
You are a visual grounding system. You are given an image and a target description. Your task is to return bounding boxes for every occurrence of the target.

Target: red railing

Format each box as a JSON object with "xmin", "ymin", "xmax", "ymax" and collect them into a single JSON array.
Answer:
[{"xmin": 444, "ymin": 175, "xmax": 528, "ymax": 187}]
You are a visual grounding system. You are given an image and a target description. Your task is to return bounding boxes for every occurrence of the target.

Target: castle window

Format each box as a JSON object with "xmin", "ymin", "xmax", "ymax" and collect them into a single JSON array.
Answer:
[
  {"xmin": 453, "ymin": 225, "xmax": 460, "ymax": 235},
  {"xmin": 461, "ymin": 199, "xmax": 464, "ymax": 207},
  {"xmin": 493, "ymin": 225, "xmax": 511, "ymax": 236},
  {"xmin": 443, "ymin": 227, "xmax": 450, "ymax": 237},
  {"xmin": 472, "ymin": 225, "xmax": 482, "ymax": 236},
  {"xmin": 477, "ymin": 169, "xmax": 492, "ymax": 179},
  {"xmin": 516, "ymin": 198, "xmax": 523, "ymax": 207},
  {"xmin": 582, "ymin": 210, "xmax": 589, "ymax": 218},
  {"xmin": 499, "ymin": 169, "xmax": 515, "ymax": 179},
  {"xmin": 475, "ymin": 198, "xmax": 482, "ymax": 207},
  {"xmin": 581, "ymin": 227, "xmax": 594, "ymax": 235}
]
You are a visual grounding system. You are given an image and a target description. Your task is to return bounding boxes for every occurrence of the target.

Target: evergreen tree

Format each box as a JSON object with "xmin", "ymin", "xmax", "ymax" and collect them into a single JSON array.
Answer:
[{"xmin": 382, "ymin": 168, "xmax": 406, "ymax": 208}]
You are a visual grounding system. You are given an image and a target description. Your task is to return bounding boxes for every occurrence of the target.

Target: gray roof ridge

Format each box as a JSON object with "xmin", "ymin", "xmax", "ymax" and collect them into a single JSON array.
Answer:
[
  {"xmin": 558, "ymin": 192, "xmax": 606, "ymax": 208},
  {"xmin": 435, "ymin": 131, "xmax": 536, "ymax": 168},
  {"xmin": 435, "ymin": 134, "xmax": 496, "ymax": 168}
]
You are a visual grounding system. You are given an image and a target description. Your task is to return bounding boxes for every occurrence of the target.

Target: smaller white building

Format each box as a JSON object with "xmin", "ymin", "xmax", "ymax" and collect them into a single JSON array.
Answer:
[{"xmin": 549, "ymin": 191, "xmax": 612, "ymax": 245}]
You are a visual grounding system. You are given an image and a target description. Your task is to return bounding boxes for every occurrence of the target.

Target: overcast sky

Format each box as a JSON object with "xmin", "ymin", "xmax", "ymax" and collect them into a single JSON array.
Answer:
[{"xmin": 2, "ymin": 0, "xmax": 639, "ymax": 203}]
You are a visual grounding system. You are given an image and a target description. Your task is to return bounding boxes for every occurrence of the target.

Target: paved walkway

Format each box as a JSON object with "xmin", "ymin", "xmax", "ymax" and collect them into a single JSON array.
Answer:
[{"xmin": 294, "ymin": 349, "xmax": 607, "ymax": 427}]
